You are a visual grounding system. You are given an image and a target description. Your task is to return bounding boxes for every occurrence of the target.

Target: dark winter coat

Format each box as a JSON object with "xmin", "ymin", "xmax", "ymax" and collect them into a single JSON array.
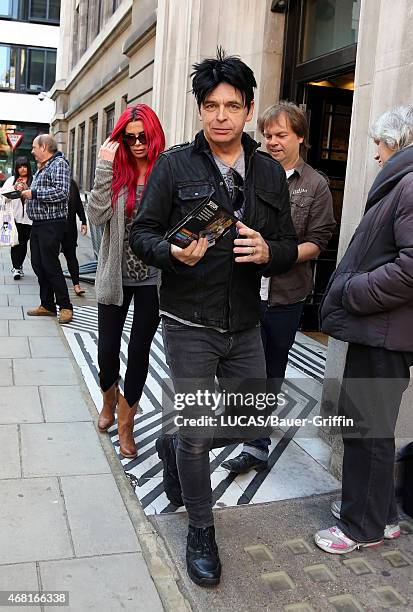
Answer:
[
  {"xmin": 320, "ymin": 144, "xmax": 413, "ymax": 351},
  {"xmin": 65, "ymin": 179, "xmax": 87, "ymax": 242}
]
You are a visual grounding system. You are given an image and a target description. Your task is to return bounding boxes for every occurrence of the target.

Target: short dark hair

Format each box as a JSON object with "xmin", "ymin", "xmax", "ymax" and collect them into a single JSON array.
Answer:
[
  {"xmin": 258, "ymin": 101, "xmax": 310, "ymax": 150},
  {"xmin": 191, "ymin": 47, "xmax": 256, "ymax": 111}
]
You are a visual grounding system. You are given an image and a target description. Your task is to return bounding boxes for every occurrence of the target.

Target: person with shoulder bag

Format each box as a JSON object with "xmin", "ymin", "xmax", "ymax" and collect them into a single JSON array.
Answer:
[{"xmin": 88, "ymin": 104, "xmax": 165, "ymax": 459}]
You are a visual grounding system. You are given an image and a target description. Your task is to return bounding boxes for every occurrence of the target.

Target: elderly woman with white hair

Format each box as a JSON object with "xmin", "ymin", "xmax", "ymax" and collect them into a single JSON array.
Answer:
[{"xmin": 315, "ymin": 105, "xmax": 413, "ymax": 554}]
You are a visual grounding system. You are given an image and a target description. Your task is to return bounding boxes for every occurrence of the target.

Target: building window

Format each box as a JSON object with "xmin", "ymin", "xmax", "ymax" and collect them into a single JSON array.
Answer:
[
  {"xmin": 105, "ymin": 105, "xmax": 115, "ymax": 138},
  {"xmin": 77, "ymin": 123, "xmax": 85, "ymax": 190},
  {"xmin": 0, "ymin": 44, "xmax": 56, "ymax": 93},
  {"xmin": 0, "ymin": 45, "xmax": 17, "ymax": 89},
  {"xmin": 301, "ymin": 0, "xmax": 360, "ymax": 62},
  {"xmin": 98, "ymin": 0, "xmax": 104, "ymax": 31},
  {"xmin": 0, "ymin": 0, "xmax": 60, "ymax": 23},
  {"xmin": 22, "ymin": 0, "xmax": 60, "ymax": 23},
  {"xmin": 26, "ymin": 48, "xmax": 56, "ymax": 92},
  {"xmin": 69, "ymin": 128, "xmax": 75, "ymax": 174},
  {"xmin": 71, "ymin": 5, "xmax": 79, "ymax": 68},
  {"xmin": 88, "ymin": 114, "xmax": 98, "ymax": 190},
  {"xmin": 0, "ymin": 0, "xmax": 19, "ymax": 19}
]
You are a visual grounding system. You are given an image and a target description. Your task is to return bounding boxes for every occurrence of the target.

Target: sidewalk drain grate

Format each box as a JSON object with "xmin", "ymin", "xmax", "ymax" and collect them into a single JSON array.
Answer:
[
  {"xmin": 262, "ymin": 571, "xmax": 295, "ymax": 592},
  {"xmin": 304, "ymin": 563, "xmax": 336, "ymax": 583},
  {"xmin": 285, "ymin": 538, "xmax": 313, "ymax": 554},
  {"xmin": 244, "ymin": 544, "xmax": 274, "ymax": 562},
  {"xmin": 381, "ymin": 550, "xmax": 412, "ymax": 568},
  {"xmin": 329, "ymin": 594, "xmax": 365, "ymax": 612},
  {"xmin": 342, "ymin": 557, "xmax": 375, "ymax": 575},
  {"xmin": 371, "ymin": 586, "xmax": 408, "ymax": 608}
]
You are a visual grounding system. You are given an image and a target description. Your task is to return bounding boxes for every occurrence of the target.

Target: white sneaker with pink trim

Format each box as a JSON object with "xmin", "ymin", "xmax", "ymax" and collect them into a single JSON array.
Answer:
[
  {"xmin": 314, "ymin": 525, "xmax": 383, "ymax": 554},
  {"xmin": 330, "ymin": 500, "xmax": 401, "ymax": 540}
]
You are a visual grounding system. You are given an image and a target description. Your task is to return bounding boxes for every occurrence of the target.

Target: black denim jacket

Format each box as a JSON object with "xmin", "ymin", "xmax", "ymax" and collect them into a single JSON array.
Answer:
[{"xmin": 129, "ymin": 131, "xmax": 297, "ymax": 332}]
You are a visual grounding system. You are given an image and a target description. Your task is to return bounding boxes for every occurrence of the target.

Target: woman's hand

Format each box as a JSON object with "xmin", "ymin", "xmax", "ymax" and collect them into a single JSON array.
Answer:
[
  {"xmin": 98, "ymin": 137, "xmax": 120, "ymax": 162},
  {"xmin": 80, "ymin": 224, "xmax": 87, "ymax": 236}
]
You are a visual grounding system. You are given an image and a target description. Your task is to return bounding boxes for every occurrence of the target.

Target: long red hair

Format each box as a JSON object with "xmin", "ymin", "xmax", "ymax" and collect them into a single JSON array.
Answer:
[{"xmin": 110, "ymin": 104, "xmax": 165, "ymax": 216}]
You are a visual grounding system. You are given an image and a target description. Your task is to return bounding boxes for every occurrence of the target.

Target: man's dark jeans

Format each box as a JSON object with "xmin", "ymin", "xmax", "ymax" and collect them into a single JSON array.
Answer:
[
  {"xmin": 30, "ymin": 220, "xmax": 72, "ymax": 312},
  {"xmin": 243, "ymin": 300, "xmax": 305, "ymax": 460},
  {"xmin": 162, "ymin": 318, "xmax": 267, "ymax": 528},
  {"xmin": 337, "ymin": 343, "xmax": 413, "ymax": 543}
]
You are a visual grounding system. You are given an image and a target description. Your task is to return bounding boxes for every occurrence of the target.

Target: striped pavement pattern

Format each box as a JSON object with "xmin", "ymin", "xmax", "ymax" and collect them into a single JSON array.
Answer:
[{"xmin": 63, "ymin": 305, "xmax": 339, "ymax": 515}]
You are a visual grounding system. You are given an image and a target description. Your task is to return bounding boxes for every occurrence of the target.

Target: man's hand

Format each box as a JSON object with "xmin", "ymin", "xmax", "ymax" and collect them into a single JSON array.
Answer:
[
  {"xmin": 20, "ymin": 190, "xmax": 32, "ymax": 200},
  {"xmin": 98, "ymin": 137, "xmax": 120, "ymax": 162},
  {"xmin": 80, "ymin": 224, "xmax": 87, "ymax": 236},
  {"xmin": 233, "ymin": 221, "xmax": 270, "ymax": 264},
  {"xmin": 170, "ymin": 237, "xmax": 209, "ymax": 266}
]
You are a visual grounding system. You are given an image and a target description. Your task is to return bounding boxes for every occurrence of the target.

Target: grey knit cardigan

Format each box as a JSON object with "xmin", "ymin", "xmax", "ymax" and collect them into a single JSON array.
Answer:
[{"xmin": 87, "ymin": 158, "xmax": 132, "ymax": 306}]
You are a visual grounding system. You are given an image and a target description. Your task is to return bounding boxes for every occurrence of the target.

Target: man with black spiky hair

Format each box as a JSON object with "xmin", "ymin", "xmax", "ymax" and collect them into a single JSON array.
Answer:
[{"xmin": 130, "ymin": 48, "xmax": 297, "ymax": 587}]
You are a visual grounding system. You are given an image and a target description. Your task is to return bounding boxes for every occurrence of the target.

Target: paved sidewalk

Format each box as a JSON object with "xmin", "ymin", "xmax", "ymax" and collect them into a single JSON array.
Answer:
[
  {"xmin": 4, "ymin": 235, "xmax": 412, "ymax": 612},
  {"xmin": 0, "ymin": 246, "xmax": 189, "ymax": 612}
]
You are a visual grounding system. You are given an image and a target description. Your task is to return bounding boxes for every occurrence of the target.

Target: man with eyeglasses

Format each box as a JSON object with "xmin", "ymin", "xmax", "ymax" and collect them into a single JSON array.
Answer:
[{"xmin": 129, "ymin": 49, "xmax": 297, "ymax": 587}]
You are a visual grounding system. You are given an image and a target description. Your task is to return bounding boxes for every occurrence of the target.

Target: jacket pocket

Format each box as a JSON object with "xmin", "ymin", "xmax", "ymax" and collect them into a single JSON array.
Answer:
[
  {"xmin": 320, "ymin": 271, "xmax": 355, "ymax": 320},
  {"xmin": 176, "ymin": 183, "xmax": 214, "ymax": 213},
  {"xmin": 290, "ymin": 194, "xmax": 313, "ymax": 238},
  {"xmin": 255, "ymin": 188, "xmax": 281, "ymax": 231},
  {"xmin": 169, "ymin": 183, "xmax": 214, "ymax": 228}
]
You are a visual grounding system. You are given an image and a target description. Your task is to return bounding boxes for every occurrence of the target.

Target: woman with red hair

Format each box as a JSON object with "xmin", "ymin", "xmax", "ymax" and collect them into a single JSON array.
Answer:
[{"xmin": 88, "ymin": 104, "xmax": 165, "ymax": 459}]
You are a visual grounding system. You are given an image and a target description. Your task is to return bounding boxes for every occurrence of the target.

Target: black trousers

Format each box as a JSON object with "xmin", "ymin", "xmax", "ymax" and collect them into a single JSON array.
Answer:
[
  {"xmin": 162, "ymin": 320, "xmax": 267, "ymax": 528},
  {"xmin": 61, "ymin": 231, "xmax": 80, "ymax": 285},
  {"xmin": 30, "ymin": 221, "xmax": 72, "ymax": 311},
  {"xmin": 337, "ymin": 343, "xmax": 413, "ymax": 542},
  {"xmin": 244, "ymin": 300, "xmax": 305, "ymax": 458},
  {"xmin": 11, "ymin": 223, "xmax": 31, "ymax": 269},
  {"xmin": 97, "ymin": 285, "xmax": 159, "ymax": 406}
]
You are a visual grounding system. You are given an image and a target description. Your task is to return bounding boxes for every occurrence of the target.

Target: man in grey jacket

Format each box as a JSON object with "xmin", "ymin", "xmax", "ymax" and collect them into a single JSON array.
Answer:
[
  {"xmin": 315, "ymin": 106, "xmax": 413, "ymax": 555},
  {"xmin": 21, "ymin": 134, "xmax": 72, "ymax": 324}
]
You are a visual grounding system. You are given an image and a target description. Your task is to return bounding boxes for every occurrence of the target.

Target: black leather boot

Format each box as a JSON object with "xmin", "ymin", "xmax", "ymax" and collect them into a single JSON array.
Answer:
[
  {"xmin": 155, "ymin": 434, "xmax": 183, "ymax": 507},
  {"xmin": 186, "ymin": 525, "xmax": 222, "ymax": 587},
  {"xmin": 221, "ymin": 451, "xmax": 268, "ymax": 474}
]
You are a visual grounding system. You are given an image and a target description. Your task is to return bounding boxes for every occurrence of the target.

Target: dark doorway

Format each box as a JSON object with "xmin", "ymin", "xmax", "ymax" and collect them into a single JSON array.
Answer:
[{"xmin": 299, "ymin": 76, "xmax": 354, "ymax": 330}]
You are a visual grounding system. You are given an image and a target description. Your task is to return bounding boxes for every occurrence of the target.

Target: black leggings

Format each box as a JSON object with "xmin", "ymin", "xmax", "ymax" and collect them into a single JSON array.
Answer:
[
  {"xmin": 61, "ymin": 232, "xmax": 80, "ymax": 285},
  {"xmin": 97, "ymin": 285, "xmax": 159, "ymax": 406},
  {"xmin": 11, "ymin": 223, "xmax": 31, "ymax": 269}
]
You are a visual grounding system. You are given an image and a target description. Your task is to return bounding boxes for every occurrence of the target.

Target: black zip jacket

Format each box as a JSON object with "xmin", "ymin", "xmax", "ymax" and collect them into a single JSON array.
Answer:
[{"xmin": 129, "ymin": 131, "xmax": 298, "ymax": 331}]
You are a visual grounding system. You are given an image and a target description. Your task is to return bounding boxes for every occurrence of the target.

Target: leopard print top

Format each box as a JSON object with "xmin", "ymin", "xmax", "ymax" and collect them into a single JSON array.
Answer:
[{"xmin": 121, "ymin": 185, "xmax": 158, "ymax": 286}]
